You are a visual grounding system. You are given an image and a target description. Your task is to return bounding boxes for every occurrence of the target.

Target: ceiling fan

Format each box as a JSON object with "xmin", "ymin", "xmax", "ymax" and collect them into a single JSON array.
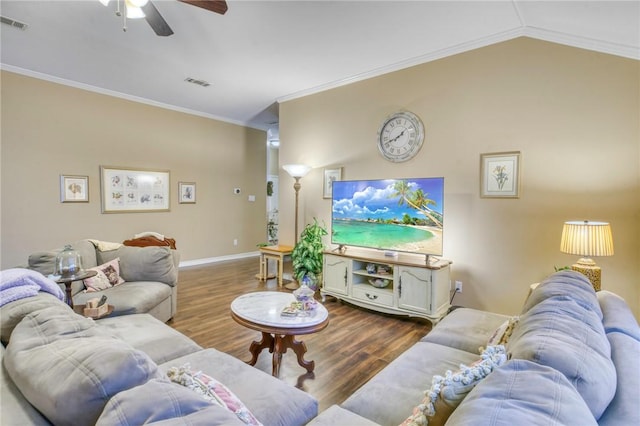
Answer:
[{"xmin": 100, "ymin": 0, "xmax": 228, "ymax": 36}]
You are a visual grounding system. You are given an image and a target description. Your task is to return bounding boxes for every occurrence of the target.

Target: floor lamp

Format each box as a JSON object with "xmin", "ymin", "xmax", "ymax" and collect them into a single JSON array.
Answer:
[{"xmin": 283, "ymin": 164, "xmax": 312, "ymax": 243}]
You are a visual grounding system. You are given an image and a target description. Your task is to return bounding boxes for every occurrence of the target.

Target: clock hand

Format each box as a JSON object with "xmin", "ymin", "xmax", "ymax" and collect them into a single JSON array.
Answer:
[{"xmin": 389, "ymin": 129, "xmax": 406, "ymax": 143}]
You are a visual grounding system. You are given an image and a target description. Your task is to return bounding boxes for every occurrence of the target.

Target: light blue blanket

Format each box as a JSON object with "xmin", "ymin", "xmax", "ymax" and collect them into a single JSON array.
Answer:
[{"xmin": 0, "ymin": 268, "xmax": 65, "ymax": 307}]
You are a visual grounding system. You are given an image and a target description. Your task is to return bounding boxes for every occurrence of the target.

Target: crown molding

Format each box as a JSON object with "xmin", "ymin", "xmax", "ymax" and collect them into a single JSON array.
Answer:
[{"xmin": 0, "ymin": 64, "xmax": 268, "ymax": 130}]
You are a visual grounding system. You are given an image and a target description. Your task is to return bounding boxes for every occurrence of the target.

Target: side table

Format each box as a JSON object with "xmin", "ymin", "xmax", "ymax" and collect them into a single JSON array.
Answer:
[
  {"xmin": 55, "ymin": 270, "xmax": 97, "ymax": 308},
  {"xmin": 256, "ymin": 244, "xmax": 293, "ymax": 287}
]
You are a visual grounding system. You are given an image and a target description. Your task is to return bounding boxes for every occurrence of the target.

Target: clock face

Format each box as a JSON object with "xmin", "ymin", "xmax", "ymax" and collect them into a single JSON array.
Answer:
[{"xmin": 377, "ymin": 111, "xmax": 425, "ymax": 162}]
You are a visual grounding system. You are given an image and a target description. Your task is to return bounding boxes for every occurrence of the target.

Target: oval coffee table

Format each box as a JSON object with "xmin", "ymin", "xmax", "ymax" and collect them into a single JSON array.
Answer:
[{"xmin": 230, "ymin": 291, "xmax": 329, "ymax": 377}]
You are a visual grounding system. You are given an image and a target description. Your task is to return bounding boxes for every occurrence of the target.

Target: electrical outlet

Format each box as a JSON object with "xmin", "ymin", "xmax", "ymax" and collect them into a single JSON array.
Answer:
[
  {"xmin": 233, "ymin": 239, "xmax": 238, "ymax": 246},
  {"xmin": 455, "ymin": 281, "xmax": 463, "ymax": 293}
]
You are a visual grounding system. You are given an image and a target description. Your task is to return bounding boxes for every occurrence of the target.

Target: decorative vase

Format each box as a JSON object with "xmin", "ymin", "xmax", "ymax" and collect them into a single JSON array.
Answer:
[{"xmin": 301, "ymin": 273, "xmax": 319, "ymax": 291}]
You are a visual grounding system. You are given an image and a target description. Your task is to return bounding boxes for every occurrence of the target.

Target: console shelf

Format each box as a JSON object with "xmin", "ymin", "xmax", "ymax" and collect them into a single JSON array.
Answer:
[{"xmin": 321, "ymin": 248, "xmax": 452, "ymax": 324}]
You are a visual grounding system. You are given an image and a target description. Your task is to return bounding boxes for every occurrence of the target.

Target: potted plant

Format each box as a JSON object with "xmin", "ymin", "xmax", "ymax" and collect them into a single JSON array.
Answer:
[{"xmin": 291, "ymin": 218, "xmax": 327, "ymax": 291}]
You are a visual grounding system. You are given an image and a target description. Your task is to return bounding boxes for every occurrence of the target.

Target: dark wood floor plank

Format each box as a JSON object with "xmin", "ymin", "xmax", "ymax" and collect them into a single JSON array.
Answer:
[{"xmin": 168, "ymin": 257, "xmax": 432, "ymax": 411}]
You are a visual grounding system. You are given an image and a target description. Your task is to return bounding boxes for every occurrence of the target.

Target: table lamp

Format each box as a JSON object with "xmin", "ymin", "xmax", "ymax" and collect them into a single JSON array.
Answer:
[{"xmin": 560, "ymin": 220, "xmax": 614, "ymax": 291}]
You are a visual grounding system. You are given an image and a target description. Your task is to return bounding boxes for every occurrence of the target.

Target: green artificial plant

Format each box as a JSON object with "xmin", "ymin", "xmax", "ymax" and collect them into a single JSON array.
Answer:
[{"xmin": 291, "ymin": 218, "xmax": 328, "ymax": 287}]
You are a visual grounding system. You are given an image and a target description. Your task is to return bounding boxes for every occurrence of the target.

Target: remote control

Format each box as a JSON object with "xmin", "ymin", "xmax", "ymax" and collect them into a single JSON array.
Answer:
[{"xmin": 97, "ymin": 295, "xmax": 108, "ymax": 307}]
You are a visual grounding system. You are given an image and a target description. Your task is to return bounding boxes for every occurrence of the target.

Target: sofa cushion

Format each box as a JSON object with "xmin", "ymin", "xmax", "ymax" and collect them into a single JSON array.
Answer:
[
  {"xmin": 4, "ymin": 307, "xmax": 163, "ymax": 426},
  {"xmin": 73, "ymin": 281, "xmax": 172, "ymax": 317},
  {"xmin": 97, "ymin": 378, "xmax": 245, "ymax": 426},
  {"xmin": 159, "ymin": 348, "xmax": 318, "ymax": 426},
  {"xmin": 0, "ymin": 345, "xmax": 52, "ymax": 425},
  {"xmin": 421, "ymin": 308, "xmax": 510, "ymax": 354},
  {"xmin": 0, "ymin": 292, "xmax": 70, "ymax": 344},
  {"xmin": 598, "ymin": 290, "xmax": 640, "ymax": 340},
  {"xmin": 96, "ymin": 314, "xmax": 202, "ymax": 364},
  {"xmin": 167, "ymin": 364, "xmax": 262, "ymax": 425},
  {"xmin": 400, "ymin": 345, "xmax": 507, "ymax": 426},
  {"xmin": 341, "ymin": 342, "xmax": 479, "ymax": 426},
  {"xmin": 507, "ymin": 271, "xmax": 616, "ymax": 419},
  {"xmin": 596, "ymin": 291, "xmax": 640, "ymax": 426},
  {"xmin": 28, "ymin": 239, "xmax": 98, "ymax": 274},
  {"xmin": 446, "ymin": 359, "xmax": 598, "ymax": 425},
  {"xmin": 521, "ymin": 270, "xmax": 602, "ymax": 316},
  {"xmin": 307, "ymin": 405, "xmax": 379, "ymax": 426},
  {"xmin": 98, "ymin": 246, "xmax": 178, "ymax": 286}
]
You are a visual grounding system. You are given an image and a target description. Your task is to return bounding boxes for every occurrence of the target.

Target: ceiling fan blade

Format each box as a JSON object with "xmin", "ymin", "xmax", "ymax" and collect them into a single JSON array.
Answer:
[
  {"xmin": 141, "ymin": 1, "xmax": 174, "ymax": 36},
  {"xmin": 178, "ymin": 0, "xmax": 228, "ymax": 15}
]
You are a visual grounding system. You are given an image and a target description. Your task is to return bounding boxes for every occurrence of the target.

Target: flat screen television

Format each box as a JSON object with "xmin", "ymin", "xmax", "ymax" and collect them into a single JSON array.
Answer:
[{"xmin": 331, "ymin": 177, "xmax": 444, "ymax": 257}]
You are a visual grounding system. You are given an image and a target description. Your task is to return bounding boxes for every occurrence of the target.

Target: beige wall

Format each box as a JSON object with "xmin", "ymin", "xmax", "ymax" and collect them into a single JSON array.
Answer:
[
  {"xmin": 1, "ymin": 71, "xmax": 267, "ymax": 268},
  {"xmin": 279, "ymin": 38, "xmax": 640, "ymax": 317}
]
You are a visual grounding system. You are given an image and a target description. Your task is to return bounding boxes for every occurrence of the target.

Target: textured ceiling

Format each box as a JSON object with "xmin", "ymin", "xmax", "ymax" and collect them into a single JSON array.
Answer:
[{"xmin": 1, "ymin": 1, "xmax": 638, "ymax": 130}]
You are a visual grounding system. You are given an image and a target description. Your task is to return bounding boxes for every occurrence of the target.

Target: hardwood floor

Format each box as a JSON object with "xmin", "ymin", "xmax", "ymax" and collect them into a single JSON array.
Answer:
[{"xmin": 168, "ymin": 257, "xmax": 432, "ymax": 412}]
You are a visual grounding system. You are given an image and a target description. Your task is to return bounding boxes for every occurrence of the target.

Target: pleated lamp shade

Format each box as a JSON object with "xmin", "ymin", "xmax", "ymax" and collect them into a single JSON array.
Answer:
[{"xmin": 560, "ymin": 221, "xmax": 614, "ymax": 291}]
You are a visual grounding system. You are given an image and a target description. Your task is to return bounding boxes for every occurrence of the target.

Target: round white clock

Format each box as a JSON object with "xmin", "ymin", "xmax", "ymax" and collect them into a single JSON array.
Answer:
[{"xmin": 377, "ymin": 111, "xmax": 425, "ymax": 162}]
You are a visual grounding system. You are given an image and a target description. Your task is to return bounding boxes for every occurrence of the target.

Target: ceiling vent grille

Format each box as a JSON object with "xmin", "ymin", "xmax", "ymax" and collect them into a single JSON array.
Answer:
[
  {"xmin": 184, "ymin": 77, "xmax": 210, "ymax": 87},
  {"xmin": 1, "ymin": 16, "xmax": 28, "ymax": 30}
]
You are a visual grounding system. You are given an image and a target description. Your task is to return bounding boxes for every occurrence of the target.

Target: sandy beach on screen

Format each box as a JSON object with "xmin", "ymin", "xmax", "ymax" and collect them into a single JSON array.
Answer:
[{"xmin": 389, "ymin": 226, "xmax": 443, "ymax": 254}]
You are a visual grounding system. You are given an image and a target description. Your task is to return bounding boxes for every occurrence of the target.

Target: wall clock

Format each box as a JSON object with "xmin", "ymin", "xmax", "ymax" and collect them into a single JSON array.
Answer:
[{"xmin": 377, "ymin": 111, "xmax": 425, "ymax": 162}]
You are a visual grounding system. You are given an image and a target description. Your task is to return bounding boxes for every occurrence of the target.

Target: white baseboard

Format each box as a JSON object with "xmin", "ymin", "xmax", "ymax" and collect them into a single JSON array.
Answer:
[{"xmin": 179, "ymin": 251, "xmax": 259, "ymax": 268}]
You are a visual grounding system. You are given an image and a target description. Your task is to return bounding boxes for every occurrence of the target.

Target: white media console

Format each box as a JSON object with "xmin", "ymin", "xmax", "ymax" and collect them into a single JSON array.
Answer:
[{"xmin": 321, "ymin": 248, "xmax": 452, "ymax": 324}]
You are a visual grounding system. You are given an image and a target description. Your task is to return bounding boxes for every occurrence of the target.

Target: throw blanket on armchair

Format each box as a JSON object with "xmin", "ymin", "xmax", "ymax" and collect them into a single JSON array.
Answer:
[{"xmin": 0, "ymin": 268, "xmax": 65, "ymax": 307}]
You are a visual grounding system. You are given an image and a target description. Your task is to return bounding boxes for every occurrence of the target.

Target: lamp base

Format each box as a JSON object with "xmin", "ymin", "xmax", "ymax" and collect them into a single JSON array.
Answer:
[{"xmin": 571, "ymin": 260, "xmax": 601, "ymax": 292}]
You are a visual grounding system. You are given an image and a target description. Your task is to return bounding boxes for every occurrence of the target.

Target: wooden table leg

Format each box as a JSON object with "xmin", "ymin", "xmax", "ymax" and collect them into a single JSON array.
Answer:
[
  {"xmin": 277, "ymin": 254, "xmax": 284, "ymax": 286},
  {"xmin": 64, "ymin": 282, "xmax": 74, "ymax": 308},
  {"xmin": 247, "ymin": 332, "xmax": 274, "ymax": 366},
  {"xmin": 273, "ymin": 334, "xmax": 315, "ymax": 375}
]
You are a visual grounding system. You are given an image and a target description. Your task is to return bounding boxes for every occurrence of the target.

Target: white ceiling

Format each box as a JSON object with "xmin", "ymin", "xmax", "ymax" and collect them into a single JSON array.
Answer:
[{"xmin": 1, "ymin": 1, "xmax": 638, "ymax": 130}]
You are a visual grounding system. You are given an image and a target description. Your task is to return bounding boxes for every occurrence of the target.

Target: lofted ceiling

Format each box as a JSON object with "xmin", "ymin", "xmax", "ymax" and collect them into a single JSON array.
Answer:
[{"xmin": 1, "ymin": 1, "xmax": 638, "ymax": 130}]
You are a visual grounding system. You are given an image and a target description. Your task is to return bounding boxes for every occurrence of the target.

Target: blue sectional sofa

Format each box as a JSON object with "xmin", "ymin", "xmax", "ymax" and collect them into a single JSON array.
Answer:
[{"xmin": 310, "ymin": 271, "xmax": 640, "ymax": 425}]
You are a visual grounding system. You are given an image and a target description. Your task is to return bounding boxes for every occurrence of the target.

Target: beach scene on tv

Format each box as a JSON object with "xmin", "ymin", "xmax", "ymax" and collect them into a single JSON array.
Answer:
[{"xmin": 331, "ymin": 178, "xmax": 444, "ymax": 256}]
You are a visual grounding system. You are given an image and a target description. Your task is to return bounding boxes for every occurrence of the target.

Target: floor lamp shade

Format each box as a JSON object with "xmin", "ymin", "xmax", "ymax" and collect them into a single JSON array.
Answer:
[{"xmin": 560, "ymin": 221, "xmax": 614, "ymax": 291}]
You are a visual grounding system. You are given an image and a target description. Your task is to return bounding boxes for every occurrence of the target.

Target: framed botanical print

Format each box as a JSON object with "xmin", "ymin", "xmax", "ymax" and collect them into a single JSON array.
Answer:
[
  {"xmin": 323, "ymin": 167, "xmax": 342, "ymax": 199},
  {"xmin": 179, "ymin": 182, "xmax": 196, "ymax": 204},
  {"xmin": 480, "ymin": 152, "xmax": 521, "ymax": 198},
  {"xmin": 60, "ymin": 175, "xmax": 89, "ymax": 203},
  {"xmin": 100, "ymin": 166, "xmax": 170, "ymax": 213}
]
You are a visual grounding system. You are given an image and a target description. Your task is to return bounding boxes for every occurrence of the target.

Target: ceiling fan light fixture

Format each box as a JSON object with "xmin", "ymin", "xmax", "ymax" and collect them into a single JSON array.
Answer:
[
  {"xmin": 125, "ymin": 1, "xmax": 146, "ymax": 19},
  {"xmin": 128, "ymin": 0, "xmax": 149, "ymax": 7}
]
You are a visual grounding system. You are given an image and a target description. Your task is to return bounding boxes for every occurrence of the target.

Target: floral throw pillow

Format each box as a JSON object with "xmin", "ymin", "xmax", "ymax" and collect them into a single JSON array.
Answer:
[
  {"xmin": 167, "ymin": 364, "xmax": 263, "ymax": 426},
  {"xmin": 400, "ymin": 345, "xmax": 507, "ymax": 426}
]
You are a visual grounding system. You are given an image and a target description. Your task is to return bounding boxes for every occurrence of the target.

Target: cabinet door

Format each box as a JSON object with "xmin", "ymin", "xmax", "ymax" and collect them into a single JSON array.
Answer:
[
  {"xmin": 323, "ymin": 254, "xmax": 350, "ymax": 295},
  {"xmin": 397, "ymin": 266, "xmax": 431, "ymax": 314}
]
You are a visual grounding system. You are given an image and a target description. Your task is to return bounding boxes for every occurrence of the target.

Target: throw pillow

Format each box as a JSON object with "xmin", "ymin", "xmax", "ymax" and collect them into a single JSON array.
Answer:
[
  {"xmin": 83, "ymin": 270, "xmax": 112, "ymax": 292},
  {"xmin": 84, "ymin": 258, "xmax": 124, "ymax": 291},
  {"xmin": 486, "ymin": 316, "xmax": 519, "ymax": 347},
  {"xmin": 400, "ymin": 345, "xmax": 507, "ymax": 426},
  {"xmin": 167, "ymin": 363, "xmax": 263, "ymax": 426}
]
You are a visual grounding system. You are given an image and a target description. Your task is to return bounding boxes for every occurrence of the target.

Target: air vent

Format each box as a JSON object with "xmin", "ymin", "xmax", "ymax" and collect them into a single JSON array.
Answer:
[
  {"xmin": 1, "ymin": 16, "xmax": 28, "ymax": 30},
  {"xmin": 184, "ymin": 77, "xmax": 210, "ymax": 87}
]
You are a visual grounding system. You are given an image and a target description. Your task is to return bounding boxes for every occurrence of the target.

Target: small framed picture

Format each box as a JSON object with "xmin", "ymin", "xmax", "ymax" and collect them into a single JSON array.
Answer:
[
  {"xmin": 60, "ymin": 175, "xmax": 89, "ymax": 203},
  {"xmin": 323, "ymin": 167, "xmax": 342, "ymax": 199},
  {"xmin": 480, "ymin": 151, "xmax": 521, "ymax": 198},
  {"xmin": 179, "ymin": 182, "xmax": 196, "ymax": 204}
]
